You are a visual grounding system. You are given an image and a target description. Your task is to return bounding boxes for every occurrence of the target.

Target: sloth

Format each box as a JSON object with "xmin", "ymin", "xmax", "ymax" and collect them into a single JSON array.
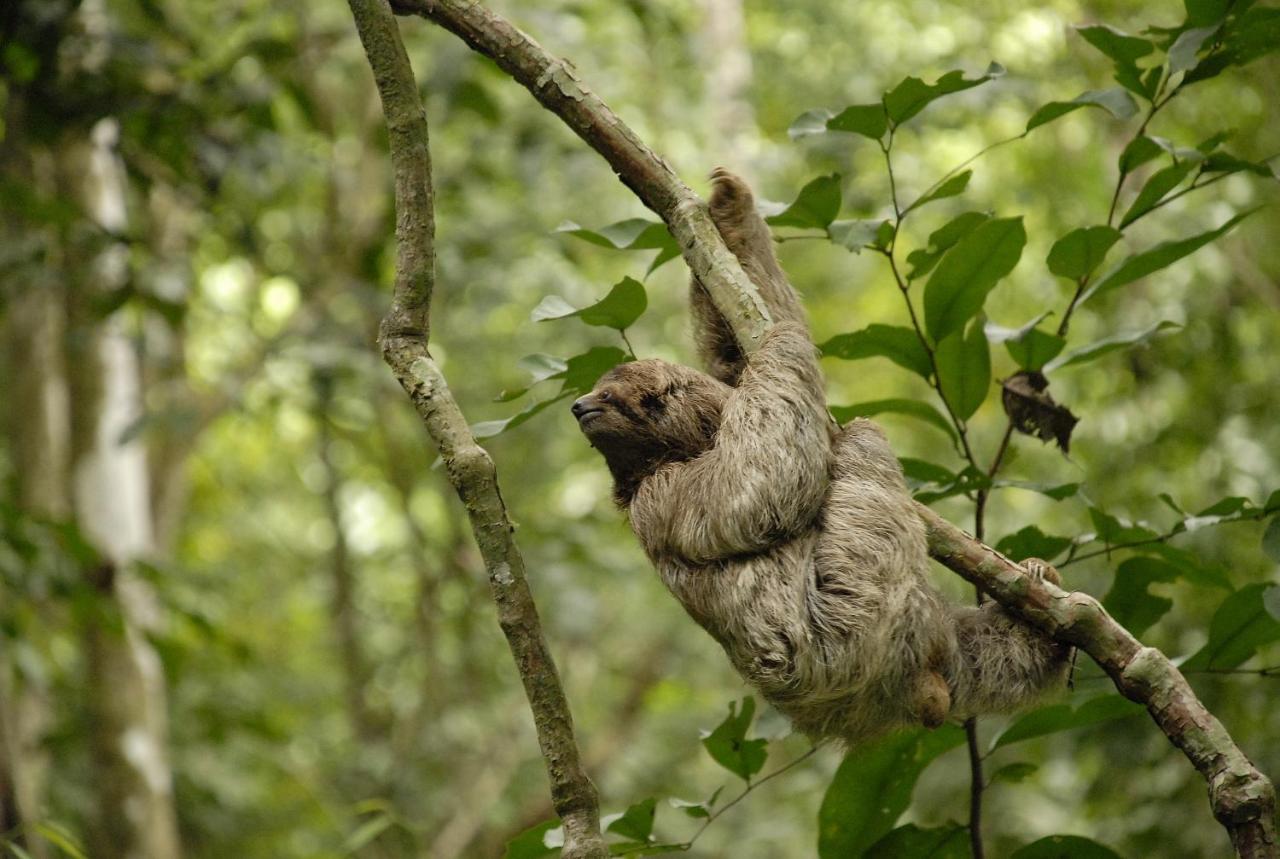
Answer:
[{"xmin": 571, "ymin": 169, "xmax": 1068, "ymax": 743}]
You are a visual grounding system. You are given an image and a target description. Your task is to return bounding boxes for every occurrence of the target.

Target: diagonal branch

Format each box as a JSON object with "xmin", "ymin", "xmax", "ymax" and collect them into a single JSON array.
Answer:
[
  {"xmin": 344, "ymin": 0, "xmax": 607, "ymax": 856},
  {"xmin": 391, "ymin": 1, "xmax": 1276, "ymax": 855}
]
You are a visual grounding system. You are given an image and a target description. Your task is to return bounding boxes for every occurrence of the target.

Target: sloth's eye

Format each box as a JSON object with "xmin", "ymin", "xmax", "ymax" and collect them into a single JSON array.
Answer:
[{"xmin": 598, "ymin": 391, "xmax": 612, "ymax": 401}]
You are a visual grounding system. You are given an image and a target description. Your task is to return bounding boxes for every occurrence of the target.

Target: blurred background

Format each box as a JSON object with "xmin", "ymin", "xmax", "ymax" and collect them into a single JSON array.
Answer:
[{"xmin": 1, "ymin": 0, "xmax": 1277, "ymax": 856}]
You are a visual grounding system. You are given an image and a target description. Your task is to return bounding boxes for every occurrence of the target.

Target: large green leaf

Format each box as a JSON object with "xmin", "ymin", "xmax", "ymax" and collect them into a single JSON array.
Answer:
[
  {"xmin": 991, "ymin": 695, "xmax": 1143, "ymax": 750},
  {"xmin": 1102, "ymin": 557, "xmax": 1183, "ymax": 636},
  {"xmin": 478, "ymin": 347, "xmax": 629, "ymax": 438},
  {"xmin": 818, "ymin": 726, "xmax": 966, "ymax": 858},
  {"xmin": 1182, "ymin": 584, "xmax": 1280, "ymax": 670},
  {"xmin": 1082, "ymin": 209, "xmax": 1258, "ymax": 304},
  {"xmin": 883, "ymin": 64, "xmax": 1004, "ymax": 126},
  {"xmin": 827, "ymin": 103, "xmax": 889, "ymax": 139},
  {"xmin": 865, "ymin": 824, "xmax": 972, "ymax": 859},
  {"xmin": 906, "ymin": 211, "xmax": 991, "ymax": 281},
  {"xmin": 986, "ymin": 313, "xmax": 1066, "ymax": 371},
  {"xmin": 700, "ymin": 697, "xmax": 767, "ymax": 781},
  {"xmin": 924, "ymin": 217, "xmax": 1025, "ymax": 343},
  {"xmin": 1118, "ymin": 160, "xmax": 1200, "ymax": 227},
  {"xmin": 532, "ymin": 277, "xmax": 646, "ymax": 331},
  {"xmin": 1026, "ymin": 88, "xmax": 1138, "ymax": 132},
  {"xmin": 829, "ymin": 399, "xmax": 957, "ymax": 442},
  {"xmin": 1168, "ymin": 24, "xmax": 1220, "ymax": 74},
  {"xmin": 1046, "ymin": 226, "xmax": 1123, "ymax": 280},
  {"xmin": 557, "ymin": 218, "xmax": 680, "ymax": 273},
  {"xmin": 819, "ymin": 325, "xmax": 932, "ymax": 379},
  {"xmin": 503, "ymin": 820, "xmax": 560, "ymax": 859},
  {"xmin": 994, "ymin": 526, "xmax": 1074, "ymax": 563},
  {"xmin": 1044, "ymin": 321, "xmax": 1179, "ymax": 371},
  {"xmin": 766, "ymin": 174, "xmax": 842, "ymax": 229},
  {"xmin": 1076, "ymin": 24, "xmax": 1154, "ymax": 64},
  {"xmin": 903, "ymin": 170, "xmax": 972, "ymax": 215},
  {"xmin": 604, "ymin": 798, "xmax": 656, "ymax": 843},
  {"xmin": 935, "ymin": 319, "xmax": 991, "ymax": 421}
]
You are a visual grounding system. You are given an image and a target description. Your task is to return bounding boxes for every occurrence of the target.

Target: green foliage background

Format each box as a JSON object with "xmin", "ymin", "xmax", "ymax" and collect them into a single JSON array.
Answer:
[{"xmin": 1, "ymin": 0, "xmax": 1278, "ymax": 857}]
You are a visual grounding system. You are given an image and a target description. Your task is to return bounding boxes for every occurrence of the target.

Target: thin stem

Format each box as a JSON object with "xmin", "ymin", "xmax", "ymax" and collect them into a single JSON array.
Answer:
[
  {"xmin": 619, "ymin": 328, "xmax": 637, "ymax": 358},
  {"xmin": 615, "ymin": 746, "xmax": 822, "ymax": 855},
  {"xmin": 1060, "ymin": 508, "xmax": 1272, "ymax": 568},
  {"xmin": 965, "ymin": 718, "xmax": 985, "ymax": 859}
]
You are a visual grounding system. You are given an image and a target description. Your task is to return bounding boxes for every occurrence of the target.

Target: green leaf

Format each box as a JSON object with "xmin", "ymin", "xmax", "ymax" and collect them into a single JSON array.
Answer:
[
  {"xmin": 1262, "ymin": 518, "xmax": 1280, "ymax": 563},
  {"xmin": 935, "ymin": 319, "xmax": 991, "ymax": 421},
  {"xmin": 503, "ymin": 820, "xmax": 561, "ymax": 859},
  {"xmin": 788, "ymin": 108, "xmax": 835, "ymax": 139},
  {"xmin": 1044, "ymin": 320, "xmax": 1180, "ymax": 371},
  {"xmin": 900, "ymin": 458, "xmax": 958, "ymax": 485},
  {"xmin": 766, "ymin": 175, "xmax": 842, "ymax": 230},
  {"xmin": 533, "ymin": 277, "xmax": 646, "ymax": 331},
  {"xmin": 986, "ymin": 313, "xmax": 1066, "ymax": 373},
  {"xmin": 31, "ymin": 824, "xmax": 88, "ymax": 859},
  {"xmin": 828, "ymin": 219, "xmax": 892, "ymax": 253},
  {"xmin": 557, "ymin": 218, "xmax": 680, "ymax": 272},
  {"xmin": 1202, "ymin": 152, "xmax": 1278, "ymax": 179},
  {"xmin": 819, "ymin": 325, "xmax": 932, "ymax": 379},
  {"xmin": 924, "ymin": 217, "xmax": 1025, "ymax": 343},
  {"xmin": 1012, "ymin": 835, "xmax": 1125, "ymax": 859},
  {"xmin": 1086, "ymin": 506, "xmax": 1159, "ymax": 544},
  {"xmin": 1183, "ymin": 584, "xmax": 1280, "ymax": 670},
  {"xmin": 992, "ymin": 695, "xmax": 1142, "ymax": 750},
  {"xmin": 1168, "ymin": 24, "xmax": 1220, "ymax": 74},
  {"xmin": 668, "ymin": 787, "xmax": 722, "ymax": 819},
  {"xmin": 1119, "ymin": 160, "xmax": 1200, "ymax": 228},
  {"xmin": 990, "ymin": 762, "xmax": 1039, "ymax": 786},
  {"xmin": 993, "ymin": 480, "xmax": 1080, "ymax": 501},
  {"xmin": 604, "ymin": 798, "xmax": 656, "ymax": 842},
  {"xmin": 904, "ymin": 171, "xmax": 972, "ymax": 215},
  {"xmin": 906, "ymin": 211, "xmax": 991, "ymax": 281},
  {"xmin": 1076, "ymin": 24, "xmax": 1154, "ymax": 64},
  {"xmin": 866, "ymin": 824, "xmax": 972, "ymax": 859},
  {"xmin": 826, "ymin": 103, "xmax": 889, "ymax": 139},
  {"xmin": 343, "ymin": 816, "xmax": 393, "ymax": 853},
  {"xmin": 994, "ymin": 526, "xmax": 1073, "ymax": 563},
  {"xmin": 1103, "ymin": 557, "xmax": 1182, "ymax": 636},
  {"xmin": 1047, "ymin": 226, "xmax": 1124, "ymax": 280},
  {"xmin": 818, "ymin": 727, "xmax": 966, "ymax": 859},
  {"xmin": 701, "ymin": 697, "xmax": 767, "ymax": 781},
  {"xmin": 1026, "ymin": 88, "xmax": 1138, "ymax": 132},
  {"xmin": 1119, "ymin": 136, "xmax": 1166, "ymax": 173},
  {"xmin": 829, "ymin": 399, "xmax": 957, "ymax": 442},
  {"xmin": 480, "ymin": 347, "xmax": 629, "ymax": 437},
  {"xmin": 883, "ymin": 64, "xmax": 1005, "ymax": 126},
  {"xmin": 913, "ymin": 466, "xmax": 992, "ymax": 505},
  {"xmin": 1082, "ymin": 208, "xmax": 1259, "ymax": 304}
]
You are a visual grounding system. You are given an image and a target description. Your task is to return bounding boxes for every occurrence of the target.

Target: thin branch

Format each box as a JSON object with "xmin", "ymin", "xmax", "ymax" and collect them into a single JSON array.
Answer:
[
  {"xmin": 390, "ymin": 2, "xmax": 1278, "ymax": 855},
  {"xmin": 344, "ymin": 1, "xmax": 607, "ymax": 856}
]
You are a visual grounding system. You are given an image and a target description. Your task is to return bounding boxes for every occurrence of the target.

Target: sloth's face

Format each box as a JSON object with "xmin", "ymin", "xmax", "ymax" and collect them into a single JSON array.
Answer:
[{"xmin": 571, "ymin": 360, "xmax": 729, "ymax": 468}]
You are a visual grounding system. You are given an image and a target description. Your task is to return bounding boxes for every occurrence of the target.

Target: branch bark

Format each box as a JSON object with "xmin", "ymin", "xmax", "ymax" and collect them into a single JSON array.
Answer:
[
  {"xmin": 344, "ymin": 1, "xmax": 607, "ymax": 856},
  {"xmin": 390, "ymin": 1, "xmax": 1276, "ymax": 855}
]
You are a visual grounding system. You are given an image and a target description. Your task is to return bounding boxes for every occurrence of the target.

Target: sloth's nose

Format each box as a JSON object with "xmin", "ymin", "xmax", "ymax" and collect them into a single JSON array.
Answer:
[{"xmin": 570, "ymin": 396, "xmax": 593, "ymax": 417}]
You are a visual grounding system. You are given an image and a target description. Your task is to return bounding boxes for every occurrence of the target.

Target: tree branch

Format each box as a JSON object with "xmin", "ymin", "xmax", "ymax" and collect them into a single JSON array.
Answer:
[
  {"xmin": 344, "ymin": 1, "xmax": 607, "ymax": 856},
  {"xmin": 390, "ymin": 1, "xmax": 1276, "ymax": 855}
]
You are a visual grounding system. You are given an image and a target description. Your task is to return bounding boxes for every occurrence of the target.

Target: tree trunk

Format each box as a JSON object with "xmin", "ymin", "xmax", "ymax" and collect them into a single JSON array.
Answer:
[{"xmin": 63, "ymin": 120, "xmax": 182, "ymax": 859}]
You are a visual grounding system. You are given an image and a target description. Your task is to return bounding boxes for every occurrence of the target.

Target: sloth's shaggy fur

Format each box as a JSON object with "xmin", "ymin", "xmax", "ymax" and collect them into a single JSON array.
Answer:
[{"xmin": 574, "ymin": 170, "xmax": 1068, "ymax": 744}]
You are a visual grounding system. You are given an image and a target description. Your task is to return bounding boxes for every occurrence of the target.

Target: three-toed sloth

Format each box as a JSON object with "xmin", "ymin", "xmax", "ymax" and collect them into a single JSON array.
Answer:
[{"xmin": 572, "ymin": 169, "xmax": 1068, "ymax": 744}]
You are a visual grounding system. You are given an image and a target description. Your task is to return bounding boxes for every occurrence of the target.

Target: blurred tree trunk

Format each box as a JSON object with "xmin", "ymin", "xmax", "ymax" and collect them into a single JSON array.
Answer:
[
  {"xmin": 315, "ymin": 372, "xmax": 381, "ymax": 744},
  {"xmin": 0, "ymin": 97, "xmax": 61, "ymax": 857},
  {"xmin": 699, "ymin": 0, "xmax": 755, "ymax": 166},
  {"xmin": 61, "ymin": 120, "xmax": 182, "ymax": 859}
]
